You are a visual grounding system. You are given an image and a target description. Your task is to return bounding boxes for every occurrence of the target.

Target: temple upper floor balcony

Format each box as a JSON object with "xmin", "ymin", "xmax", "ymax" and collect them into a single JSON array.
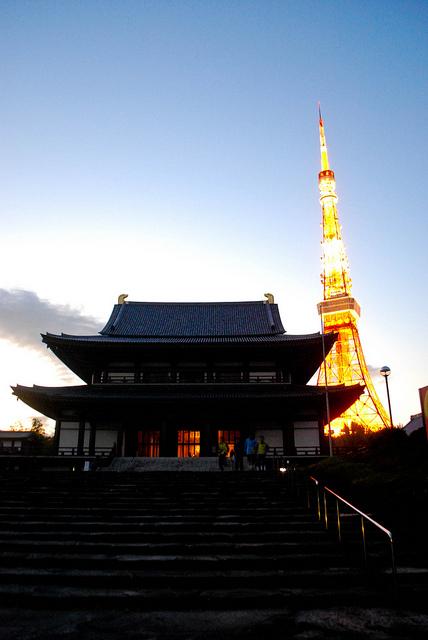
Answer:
[{"xmin": 93, "ymin": 370, "xmax": 292, "ymax": 385}]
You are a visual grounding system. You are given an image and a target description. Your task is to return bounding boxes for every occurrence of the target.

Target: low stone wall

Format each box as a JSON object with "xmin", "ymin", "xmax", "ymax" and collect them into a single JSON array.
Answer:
[{"xmin": 107, "ymin": 457, "xmax": 227, "ymax": 472}]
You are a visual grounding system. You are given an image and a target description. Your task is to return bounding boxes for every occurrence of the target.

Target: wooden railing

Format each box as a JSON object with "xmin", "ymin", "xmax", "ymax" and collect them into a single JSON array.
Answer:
[
  {"xmin": 99, "ymin": 371, "xmax": 290, "ymax": 384},
  {"xmin": 268, "ymin": 446, "xmax": 323, "ymax": 458},
  {"xmin": 58, "ymin": 447, "xmax": 113, "ymax": 457}
]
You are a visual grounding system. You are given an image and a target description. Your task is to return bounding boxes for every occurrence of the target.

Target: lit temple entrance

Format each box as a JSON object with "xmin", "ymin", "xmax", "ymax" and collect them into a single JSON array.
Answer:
[
  {"xmin": 137, "ymin": 431, "xmax": 160, "ymax": 457},
  {"xmin": 177, "ymin": 430, "xmax": 200, "ymax": 457},
  {"xmin": 218, "ymin": 430, "xmax": 240, "ymax": 456}
]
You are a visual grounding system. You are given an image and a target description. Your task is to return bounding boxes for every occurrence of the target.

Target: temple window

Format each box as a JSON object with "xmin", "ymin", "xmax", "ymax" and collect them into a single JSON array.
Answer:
[{"xmin": 177, "ymin": 430, "xmax": 200, "ymax": 457}]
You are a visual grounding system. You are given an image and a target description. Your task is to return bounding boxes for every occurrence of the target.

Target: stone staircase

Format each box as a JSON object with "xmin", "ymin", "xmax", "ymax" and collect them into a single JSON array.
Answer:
[{"xmin": 0, "ymin": 471, "xmax": 427, "ymax": 639}]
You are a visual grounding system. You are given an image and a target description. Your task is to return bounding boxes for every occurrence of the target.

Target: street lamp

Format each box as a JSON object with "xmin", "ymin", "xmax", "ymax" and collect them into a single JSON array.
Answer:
[{"xmin": 380, "ymin": 366, "xmax": 394, "ymax": 429}]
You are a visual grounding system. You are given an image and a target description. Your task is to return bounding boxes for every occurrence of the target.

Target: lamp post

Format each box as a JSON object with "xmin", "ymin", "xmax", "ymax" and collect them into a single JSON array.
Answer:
[
  {"xmin": 380, "ymin": 366, "xmax": 394, "ymax": 429},
  {"xmin": 320, "ymin": 315, "xmax": 333, "ymax": 456}
]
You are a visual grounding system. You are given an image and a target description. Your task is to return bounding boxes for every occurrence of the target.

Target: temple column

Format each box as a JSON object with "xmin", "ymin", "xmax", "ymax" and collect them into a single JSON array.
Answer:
[
  {"xmin": 77, "ymin": 419, "xmax": 86, "ymax": 456},
  {"xmin": 124, "ymin": 427, "xmax": 137, "ymax": 456},
  {"xmin": 88, "ymin": 421, "xmax": 96, "ymax": 456},
  {"xmin": 161, "ymin": 420, "xmax": 176, "ymax": 456},
  {"xmin": 117, "ymin": 428, "xmax": 124, "ymax": 457},
  {"xmin": 283, "ymin": 420, "xmax": 296, "ymax": 456},
  {"xmin": 208, "ymin": 423, "xmax": 218, "ymax": 457},
  {"xmin": 200, "ymin": 423, "xmax": 212, "ymax": 457},
  {"xmin": 53, "ymin": 420, "xmax": 61, "ymax": 454}
]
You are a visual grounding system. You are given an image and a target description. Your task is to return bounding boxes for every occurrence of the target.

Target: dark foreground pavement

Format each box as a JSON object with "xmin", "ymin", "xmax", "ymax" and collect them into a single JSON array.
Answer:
[{"xmin": 2, "ymin": 607, "xmax": 428, "ymax": 640}]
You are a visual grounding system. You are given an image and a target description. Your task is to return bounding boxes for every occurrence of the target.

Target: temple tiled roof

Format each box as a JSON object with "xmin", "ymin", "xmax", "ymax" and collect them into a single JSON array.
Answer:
[
  {"xmin": 12, "ymin": 383, "xmax": 364, "ymax": 422},
  {"xmin": 99, "ymin": 301, "xmax": 285, "ymax": 337},
  {"xmin": 45, "ymin": 332, "xmax": 325, "ymax": 345},
  {"xmin": 40, "ymin": 299, "xmax": 336, "ymax": 386}
]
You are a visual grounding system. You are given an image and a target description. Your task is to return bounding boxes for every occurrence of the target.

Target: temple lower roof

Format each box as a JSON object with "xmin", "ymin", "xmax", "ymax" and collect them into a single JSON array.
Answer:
[{"xmin": 12, "ymin": 382, "xmax": 363, "ymax": 423}]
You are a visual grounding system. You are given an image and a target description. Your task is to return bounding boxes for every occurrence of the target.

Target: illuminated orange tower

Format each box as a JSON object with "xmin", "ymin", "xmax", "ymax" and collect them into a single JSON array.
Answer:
[{"xmin": 316, "ymin": 109, "xmax": 390, "ymax": 433}]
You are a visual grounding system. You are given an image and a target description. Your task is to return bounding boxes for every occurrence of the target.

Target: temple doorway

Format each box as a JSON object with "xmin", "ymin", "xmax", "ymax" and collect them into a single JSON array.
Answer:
[
  {"xmin": 137, "ymin": 430, "xmax": 160, "ymax": 457},
  {"xmin": 177, "ymin": 430, "xmax": 200, "ymax": 457},
  {"xmin": 218, "ymin": 430, "xmax": 240, "ymax": 456}
]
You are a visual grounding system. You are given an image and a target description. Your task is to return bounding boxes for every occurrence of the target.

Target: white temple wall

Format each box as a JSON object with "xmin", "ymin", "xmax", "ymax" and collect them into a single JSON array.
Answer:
[
  {"xmin": 58, "ymin": 422, "xmax": 118, "ymax": 452},
  {"xmin": 58, "ymin": 422, "xmax": 80, "ymax": 450},
  {"xmin": 293, "ymin": 421, "xmax": 320, "ymax": 448},
  {"xmin": 254, "ymin": 429, "xmax": 283, "ymax": 450},
  {"xmin": 94, "ymin": 429, "xmax": 118, "ymax": 449}
]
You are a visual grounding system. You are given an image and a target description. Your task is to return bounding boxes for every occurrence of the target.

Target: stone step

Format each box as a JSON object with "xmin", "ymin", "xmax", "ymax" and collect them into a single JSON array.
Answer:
[
  {"xmin": 0, "ymin": 582, "xmax": 396, "ymax": 610},
  {"xmin": 0, "ymin": 566, "xmax": 372, "ymax": 588},
  {"xmin": 0, "ymin": 496, "xmax": 292, "ymax": 503},
  {"xmin": 0, "ymin": 566, "xmax": 380, "ymax": 590},
  {"xmin": 0, "ymin": 519, "xmax": 321, "ymax": 532},
  {"xmin": 0, "ymin": 508, "xmax": 304, "ymax": 518},
  {"xmin": 0, "ymin": 513, "xmax": 311, "ymax": 524},
  {"xmin": 0, "ymin": 551, "xmax": 350, "ymax": 570},
  {"xmin": 0, "ymin": 498, "xmax": 298, "ymax": 507},
  {"xmin": 0, "ymin": 529, "xmax": 323, "ymax": 543},
  {"xmin": 0, "ymin": 539, "xmax": 337, "ymax": 555}
]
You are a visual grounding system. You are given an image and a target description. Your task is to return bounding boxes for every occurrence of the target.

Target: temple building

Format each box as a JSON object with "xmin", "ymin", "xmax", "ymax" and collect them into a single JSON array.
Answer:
[{"xmin": 13, "ymin": 296, "xmax": 362, "ymax": 458}]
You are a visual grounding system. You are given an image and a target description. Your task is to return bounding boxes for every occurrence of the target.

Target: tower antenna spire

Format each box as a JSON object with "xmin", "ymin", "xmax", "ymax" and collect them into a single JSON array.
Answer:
[{"xmin": 318, "ymin": 102, "xmax": 330, "ymax": 171}]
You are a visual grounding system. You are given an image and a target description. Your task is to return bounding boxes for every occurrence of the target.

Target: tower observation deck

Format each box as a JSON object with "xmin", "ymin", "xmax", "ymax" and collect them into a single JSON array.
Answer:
[{"xmin": 316, "ymin": 109, "xmax": 390, "ymax": 433}]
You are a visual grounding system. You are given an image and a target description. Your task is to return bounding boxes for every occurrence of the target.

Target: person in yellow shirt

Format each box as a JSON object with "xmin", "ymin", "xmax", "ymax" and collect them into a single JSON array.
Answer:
[
  {"xmin": 218, "ymin": 438, "xmax": 229, "ymax": 471},
  {"xmin": 256, "ymin": 435, "xmax": 269, "ymax": 471}
]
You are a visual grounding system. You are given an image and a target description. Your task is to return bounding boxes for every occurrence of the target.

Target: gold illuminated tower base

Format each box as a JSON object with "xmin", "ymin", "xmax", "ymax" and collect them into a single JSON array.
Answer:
[
  {"xmin": 317, "ymin": 299, "xmax": 390, "ymax": 434},
  {"xmin": 316, "ymin": 111, "xmax": 390, "ymax": 434}
]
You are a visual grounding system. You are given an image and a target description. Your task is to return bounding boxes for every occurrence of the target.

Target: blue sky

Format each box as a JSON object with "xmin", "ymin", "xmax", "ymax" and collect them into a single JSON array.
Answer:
[{"xmin": 1, "ymin": 0, "xmax": 427, "ymax": 429}]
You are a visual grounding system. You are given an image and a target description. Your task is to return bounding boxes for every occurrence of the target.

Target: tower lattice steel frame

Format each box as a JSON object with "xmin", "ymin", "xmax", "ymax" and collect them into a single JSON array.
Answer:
[{"xmin": 316, "ymin": 110, "xmax": 390, "ymax": 433}]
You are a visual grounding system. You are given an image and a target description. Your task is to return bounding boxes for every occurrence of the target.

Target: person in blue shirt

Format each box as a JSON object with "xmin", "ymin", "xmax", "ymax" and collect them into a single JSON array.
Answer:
[{"xmin": 244, "ymin": 435, "xmax": 257, "ymax": 470}]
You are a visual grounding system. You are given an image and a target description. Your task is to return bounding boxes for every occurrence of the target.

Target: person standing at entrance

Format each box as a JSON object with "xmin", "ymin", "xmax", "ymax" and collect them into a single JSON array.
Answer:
[
  {"xmin": 256, "ymin": 435, "xmax": 269, "ymax": 471},
  {"xmin": 233, "ymin": 439, "xmax": 244, "ymax": 471},
  {"xmin": 244, "ymin": 434, "xmax": 257, "ymax": 470},
  {"xmin": 218, "ymin": 438, "xmax": 229, "ymax": 471}
]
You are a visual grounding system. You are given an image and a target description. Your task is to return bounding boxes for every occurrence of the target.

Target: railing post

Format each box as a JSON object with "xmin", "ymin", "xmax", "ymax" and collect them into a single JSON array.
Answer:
[
  {"xmin": 361, "ymin": 515, "xmax": 367, "ymax": 569},
  {"xmin": 388, "ymin": 534, "xmax": 398, "ymax": 600},
  {"xmin": 316, "ymin": 484, "xmax": 321, "ymax": 521},
  {"xmin": 336, "ymin": 498, "xmax": 342, "ymax": 543},
  {"xmin": 323, "ymin": 490, "xmax": 328, "ymax": 529}
]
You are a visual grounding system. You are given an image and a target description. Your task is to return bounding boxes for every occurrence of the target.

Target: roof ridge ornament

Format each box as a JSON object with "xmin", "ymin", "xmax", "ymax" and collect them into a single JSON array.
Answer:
[
  {"xmin": 118, "ymin": 294, "xmax": 128, "ymax": 305},
  {"xmin": 264, "ymin": 293, "xmax": 274, "ymax": 304}
]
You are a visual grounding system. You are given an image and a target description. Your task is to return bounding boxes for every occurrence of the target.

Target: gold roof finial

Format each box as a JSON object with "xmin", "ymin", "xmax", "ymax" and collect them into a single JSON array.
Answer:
[
  {"xmin": 264, "ymin": 293, "xmax": 274, "ymax": 304},
  {"xmin": 118, "ymin": 294, "xmax": 128, "ymax": 304}
]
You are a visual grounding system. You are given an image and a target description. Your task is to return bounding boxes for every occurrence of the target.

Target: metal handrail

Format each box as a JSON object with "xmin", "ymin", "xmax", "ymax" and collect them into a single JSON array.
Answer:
[{"xmin": 308, "ymin": 476, "xmax": 397, "ymax": 594}]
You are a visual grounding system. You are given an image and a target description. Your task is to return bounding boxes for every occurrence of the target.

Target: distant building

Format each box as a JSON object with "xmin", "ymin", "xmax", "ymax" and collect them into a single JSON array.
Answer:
[
  {"xmin": 403, "ymin": 413, "xmax": 423, "ymax": 435},
  {"xmin": 0, "ymin": 430, "xmax": 32, "ymax": 454},
  {"xmin": 12, "ymin": 298, "xmax": 362, "ymax": 458}
]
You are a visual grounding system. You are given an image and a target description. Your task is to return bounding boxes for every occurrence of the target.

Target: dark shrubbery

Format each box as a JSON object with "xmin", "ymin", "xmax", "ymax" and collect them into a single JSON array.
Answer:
[
  {"xmin": 22, "ymin": 418, "xmax": 54, "ymax": 455},
  {"xmin": 309, "ymin": 428, "xmax": 428, "ymax": 545}
]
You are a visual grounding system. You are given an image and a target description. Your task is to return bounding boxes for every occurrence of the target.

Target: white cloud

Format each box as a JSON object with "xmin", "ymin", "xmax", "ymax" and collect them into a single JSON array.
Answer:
[{"xmin": 0, "ymin": 288, "xmax": 101, "ymax": 350}]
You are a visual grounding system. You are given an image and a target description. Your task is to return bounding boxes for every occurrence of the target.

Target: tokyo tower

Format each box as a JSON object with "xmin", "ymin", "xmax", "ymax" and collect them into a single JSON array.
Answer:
[{"xmin": 316, "ymin": 109, "xmax": 390, "ymax": 434}]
